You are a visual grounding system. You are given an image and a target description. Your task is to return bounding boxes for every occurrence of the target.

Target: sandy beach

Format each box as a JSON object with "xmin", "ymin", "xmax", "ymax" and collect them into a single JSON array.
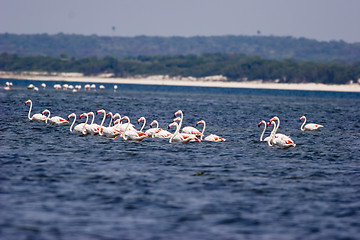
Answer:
[{"xmin": 1, "ymin": 72, "xmax": 360, "ymax": 92}]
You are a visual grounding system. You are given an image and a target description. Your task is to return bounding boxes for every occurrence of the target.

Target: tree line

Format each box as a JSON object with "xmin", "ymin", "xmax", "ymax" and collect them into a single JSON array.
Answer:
[
  {"xmin": 1, "ymin": 33, "xmax": 360, "ymax": 63},
  {"xmin": 1, "ymin": 52, "xmax": 359, "ymax": 84}
]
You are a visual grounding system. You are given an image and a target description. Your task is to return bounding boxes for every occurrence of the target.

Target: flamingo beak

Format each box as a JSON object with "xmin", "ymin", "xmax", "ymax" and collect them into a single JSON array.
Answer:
[{"xmin": 267, "ymin": 122, "xmax": 270, "ymax": 126}]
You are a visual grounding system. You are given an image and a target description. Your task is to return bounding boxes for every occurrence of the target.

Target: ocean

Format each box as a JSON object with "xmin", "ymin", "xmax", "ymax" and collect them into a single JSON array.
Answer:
[{"xmin": 1, "ymin": 79, "xmax": 360, "ymax": 240}]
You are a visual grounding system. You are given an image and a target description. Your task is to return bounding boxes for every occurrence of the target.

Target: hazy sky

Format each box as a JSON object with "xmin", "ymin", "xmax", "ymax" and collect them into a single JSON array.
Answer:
[{"xmin": 1, "ymin": 0, "xmax": 359, "ymax": 43}]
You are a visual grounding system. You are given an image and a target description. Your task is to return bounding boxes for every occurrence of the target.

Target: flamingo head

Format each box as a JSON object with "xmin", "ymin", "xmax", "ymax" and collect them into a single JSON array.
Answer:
[
  {"xmin": 119, "ymin": 116, "xmax": 129, "ymax": 123},
  {"xmin": 299, "ymin": 116, "xmax": 305, "ymax": 121},
  {"xmin": 80, "ymin": 113, "xmax": 88, "ymax": 119},
  {"xmin": 112, "ymin": 113, "xmax": 121, "ymax": 119},
  {"xmin": 67, "ymin": 113, "xmax": 75, "ymax": 119},
  {"xmin": 87, "ymin": 112, "xmax": 94, "ymax": 116},
  {"xmin": 196, "ymin": 120, "xmax": 205, "ymax": 126},
  {"xmin": 173, "ymin": 117, "xmax": 181, "ymax": 122},
  {"xmin": 168, "ymin": 122, "xmax": 177, "ymax": 129},
  {"xmin": 97, "ymin": 109, "xmax": 105, "ymax": 115},
  {"xmin": 269, "ymin": 116, "xmax": 279, "ymax": 123},
  {"xmin": 106, "ymin": 112, "xmax": 113, "ymax": 117},
  {"xmin": 113, "ymin": 119, "xmax": 121, "ymax": 125},
  {"xmin": 174, "ymin": 110, "xmax": 183, "ymax": 117},
  {"xmin": 42, "ymin": 109, "xmax": 50, "ymax": 115},
  {"xmin": 258, "ymin": 120, "xmax": 266, "ymax": 127},
  {"xmin": 25, "ymin": 100, "xmax": 31, "ymax": 105},
  {"xmin": 137, "ymin": 117, "xmax": 145, "ymax": 124}
]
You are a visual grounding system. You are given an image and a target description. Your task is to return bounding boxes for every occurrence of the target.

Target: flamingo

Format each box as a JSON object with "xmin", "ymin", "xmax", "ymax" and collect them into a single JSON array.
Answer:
[
  {"xmin": 97, "ymin": 110, "xmax": 122, "ymax": 138},
  {"xmin": 25, "ymin": 100, "xmax": 48, "ymax": 122},
  {"xmin": 174, "ymin": 110, "xmax": 202, "ymax": 136},
  {"xmin": 85, "ymin": 112, "xmax": 101, "ymax": 135},
  {"xmin": 300, "ymin": 116, "xmax": 323, "ymax": 131},
  {"xmin": 42, "ymin": 109, "xmax": 69, "ymax": 125},
  {"xmin": 258, "ymin": 120, "xmax": 272, "ymax": 142},
  {"xmin": 168, "ymin": 122, "xmax": 200, "ymax": 143},
  {"xmin": 196, "ymin": 120, "xmax": 226, "ymax": 142},
  {"xmin": 119, "ymin": 116, "xmax": 147, "ymax": 141},
  {"xmin": 68, "ymin": 113, "xmax": 87, "ymax": 133},
  {"xmin": 151, "ymin": 120, "xmax": 172, "ymax": 138},
  {"xmin": 137, "ymin": 117, "xmax": 159, "ymax": 137},
  {"xmin": 71, "ymin": 113, "xmax": 89, "ymax": 135},
  {"xmin": 267, "ymin": 117, "xmax": 296, "ymax": 148}
]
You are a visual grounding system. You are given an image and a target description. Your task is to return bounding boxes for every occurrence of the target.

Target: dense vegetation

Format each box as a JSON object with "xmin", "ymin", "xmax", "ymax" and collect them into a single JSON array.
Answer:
[
  {"xmin": 1, "ymin": 53, "xmax": 359, "ymax": 84},
  {"xmin": 1, "ymin": 33, "xmax": 360, "ymax": 63}
]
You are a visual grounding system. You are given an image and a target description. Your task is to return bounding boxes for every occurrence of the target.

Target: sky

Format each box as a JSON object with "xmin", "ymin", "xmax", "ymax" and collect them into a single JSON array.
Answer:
[{"xmin": 1, "ymin": 0, "xmax": 359, "ymax": 43}]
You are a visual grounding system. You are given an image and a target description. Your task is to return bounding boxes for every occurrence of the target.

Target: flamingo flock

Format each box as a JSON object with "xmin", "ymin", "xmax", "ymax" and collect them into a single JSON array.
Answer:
[
  {"xmin": 258, "ymin": 115, "xmax": 324, "ymax": 148},
  {"xmin": 25, "ymin": 100, "xmax": 226, "ymax": 143},
  {"xmin": 25, "ymin": 99, "xmax": 324, "ymax": 147}
]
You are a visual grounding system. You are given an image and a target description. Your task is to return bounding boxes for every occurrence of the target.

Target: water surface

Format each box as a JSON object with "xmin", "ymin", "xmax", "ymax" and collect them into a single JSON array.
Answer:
[{"xmin": 1, "ymin": 79, "xmax": 360, "ymax": 240}]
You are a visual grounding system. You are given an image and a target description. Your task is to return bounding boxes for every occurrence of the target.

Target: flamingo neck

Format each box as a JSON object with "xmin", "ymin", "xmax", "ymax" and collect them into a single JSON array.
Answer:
[
  {"xmin": 89, "ymin": 113, "xmax": 95, "ymax": 125},
  {"xmin": 99, "ymin": 112, "xmax": 106, "ymax": 127},
  {"xmin": 107, "ymin": 113, "xmax": 113, "ymax": 127},
  {"xmin": 169, "ymin": 123, "xmax": 180, "ymax": 143},
  {"xmin": 140, "ymin": 118, "xmax": 146, "ymax": 132},
  {"xmin": 153, "ymin": 121, "xmax": 159, "ymax": 129},
  {"xmin": 259, "ymin": 121, "xmax": 266, "ymax": 141},
  {"xmin": 82, "ymin": 115, "xmax": 88, "ymax": 134},
  {"xmin": 268, "ymin": 122, "xmax": 277, "ymax": 146},
  {"xmin": 69, "ymin": 115, "xmax": 76, "ymax": 132},
  {"xmin": 177, "ymin": 112, "xmax": 183, "ymax": 130},
  {"xmin": 300, "ymin": 117, "xmax": 306, "ymax": 131},
  {"xmin": 43, "ymin": 110, "xmax": 50, "ymax": 124},
  {"xmin": 122, "ymin": 117, "xmax": 130, "ymax": 140},
  {"xmin": 275, "ymin": 118, "xmax": 280, "ymax": 133},
  {"xmin": 200, "ymin": 121, "xmax": 206, "ymax": 141},
  {"xmin": 27, "ymin": 101, "xmax": 33, "ymax": 120}
]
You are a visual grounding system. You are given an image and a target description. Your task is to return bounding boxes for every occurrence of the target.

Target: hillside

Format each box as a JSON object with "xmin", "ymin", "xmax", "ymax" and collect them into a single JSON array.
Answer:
[
  {"xmin": 1, "ymin": 53, "xmax": 359, "ymax": 84},
  {"xmin": 1, "ymin": 33, "xmax": 360, "ymax": 63}
]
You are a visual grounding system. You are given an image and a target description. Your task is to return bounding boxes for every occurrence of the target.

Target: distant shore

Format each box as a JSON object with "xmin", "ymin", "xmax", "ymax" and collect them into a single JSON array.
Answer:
[{"xmin": 1, "ymin": 72, "xmax": 360, "ymax": 93}]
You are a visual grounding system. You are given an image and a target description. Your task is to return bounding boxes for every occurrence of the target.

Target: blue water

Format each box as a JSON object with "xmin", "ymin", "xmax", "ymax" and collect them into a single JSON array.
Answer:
[{"xmin": 1, "ymin": 79, "xmax": 360, "ymax": 240}]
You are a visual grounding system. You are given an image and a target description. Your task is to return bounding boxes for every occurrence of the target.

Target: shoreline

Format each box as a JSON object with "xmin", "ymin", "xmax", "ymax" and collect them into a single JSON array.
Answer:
[{"xmin": 1, "ymin": 73, "xmax": 360, "ymax": 93}]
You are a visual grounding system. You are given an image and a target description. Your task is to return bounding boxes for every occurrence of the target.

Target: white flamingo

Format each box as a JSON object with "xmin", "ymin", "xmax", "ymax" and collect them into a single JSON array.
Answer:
[
  {"xmin": 119, "ymin": 116, "xmax": 147, "ymax": 141},
  {"xmin": 42, "ymin": 109, "xmax": 69, "ymax": 125},
  {"xmin": 168, "ymin": 122, "xmax": 200, "ymax": 143},
  {"xmin": 196, "ymin": 120, "xmax": 226, "ymax": 142},
  {"xmin": 151, "ymin": 120, "xmax": 172, "ymax": 138},
  {"xmin": 25, "ymin": 100, "xmax": 48, "ymax": 122},
  {"xmin": 174, "ymin": 110, "xmax": 202, "ymax": 136},
  {"xmin": 300, "ymin": 116, "xmax": 324, "ymax": 131},
  {"xmin": 137, "ymin": 117, "xmax": 158, "ymax": 137},
  {"xmin": 70, "ymin": 113, "xmax": 89, "ymax": 135},
  {"xmin": 97, "ymin": 110, "xmax": 122, "ymax": 138},
  {"xmin": 68, "ymin": 113, "xmax": 87, "ymax": 134},
  {"xmin": 267, "ymin": 118, "xmax": 296, "ymax": 148},
  {"xmin": 85, "ymin": 112, "xmax": 100, "ymax": 135}
]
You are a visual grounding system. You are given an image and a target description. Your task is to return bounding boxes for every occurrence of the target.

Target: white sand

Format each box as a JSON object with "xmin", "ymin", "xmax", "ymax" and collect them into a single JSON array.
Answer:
[{"xmin": 1, "ymin": 72, "xmax": 360, "ymax": 93}]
